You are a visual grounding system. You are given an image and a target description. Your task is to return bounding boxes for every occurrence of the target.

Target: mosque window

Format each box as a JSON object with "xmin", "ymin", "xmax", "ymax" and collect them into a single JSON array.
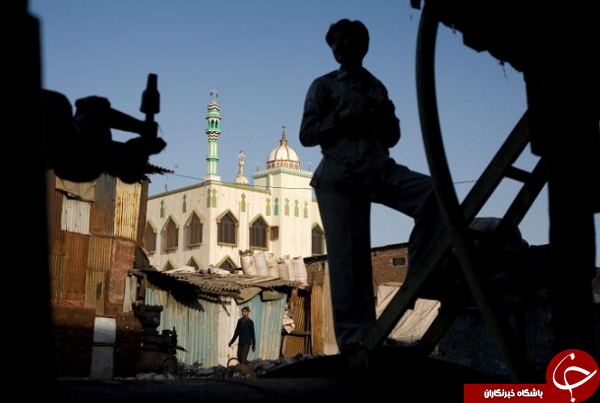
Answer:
[
  {"xmin": 162, "ymin": 217, "xmax": 179, "ymax": 251},
  {"xmin": 218, "ymin": 212, "xmax": 237, "ymax": 245},
  {"xmin": 186, "ymin": 213, "xmax": 203, "ymax": 246},
  {"xmin": 250, "ymin": 216, "xmax": 269, "ymax": 249},
  {"xmin": 144, "ymin": 222, "xmax": 156, "ymax": 253},
  {"xmin": 312, "ymin": 225, "xmax": 325, "ymax": 255}
]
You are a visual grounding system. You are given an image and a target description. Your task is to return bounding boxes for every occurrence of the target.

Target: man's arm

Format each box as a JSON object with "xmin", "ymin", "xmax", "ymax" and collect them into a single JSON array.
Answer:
[
  {"xmin": 300, "ymin": 79, "xmax": 339, "ymax": 148},
  {"xmin": 250, "ymin": 321, "xmax": 256, "ymax": 351},
  {"xmin": 375, "ymin": 86, "xmax": 401, "ymax": 148},
  {"xmin": 228, "ymin": 320, "xmax": 240, "ymax": 346}
]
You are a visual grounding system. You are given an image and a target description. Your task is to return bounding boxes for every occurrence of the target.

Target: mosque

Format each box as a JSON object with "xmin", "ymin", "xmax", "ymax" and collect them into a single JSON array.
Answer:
[{"xmin": 144, "ymin": 92, "xmax": 325, "ymax": 271}]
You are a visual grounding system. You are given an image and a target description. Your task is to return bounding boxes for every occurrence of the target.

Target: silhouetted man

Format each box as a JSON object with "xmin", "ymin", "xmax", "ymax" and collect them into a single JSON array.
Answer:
[
  {"xmin": 228, "ymin": 306, "xmax": 256, "ymax": 364},
  {"xmin": 300, "ymin": 19, "xmax": 436, "ymax": 355}
]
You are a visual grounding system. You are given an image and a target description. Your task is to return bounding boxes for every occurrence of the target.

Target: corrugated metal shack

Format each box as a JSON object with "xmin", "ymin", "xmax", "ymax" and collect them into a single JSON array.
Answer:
[
  {"xmin": 47, "ymin": 169, "xmax": 148, "ymax": 316},
  {"xmin": 126, "ymin": 269, "xmax": 296, "ymax": 367},
  {"xmin": 300, "ymin": 244, "xmax": 410, "ymax": 357}
]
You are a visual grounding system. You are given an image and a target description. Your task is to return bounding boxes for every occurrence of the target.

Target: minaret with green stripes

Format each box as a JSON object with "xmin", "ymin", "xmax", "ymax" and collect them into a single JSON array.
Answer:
[{"xmin": 204, "ymin": 90, "xmax": 222, "ymax": 181}]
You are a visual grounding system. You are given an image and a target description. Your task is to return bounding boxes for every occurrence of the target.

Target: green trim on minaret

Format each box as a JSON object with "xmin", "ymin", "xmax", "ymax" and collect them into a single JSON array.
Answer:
[{"xmin": 204, "ymin": 90, "xmax": 222, "ymax": 181}]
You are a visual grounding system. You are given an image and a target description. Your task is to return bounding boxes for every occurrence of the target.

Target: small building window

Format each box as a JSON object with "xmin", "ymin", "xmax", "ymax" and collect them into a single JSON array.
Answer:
[
  {"xmin": 217, "ymin": 212, "xmax": 237, "ymax": 245},
  {"xmin": 312, "ymin": 226, "xmax": 325, "ymax": 255},
  {"xmin": 163, "ymin": 261, "xmax": 175, "ymax": 272},
  {"xmin": 187, "ymin": 213, "xmax": 203, "ymax": 246},
  {"xmin": 392, "ymin": 257, "xmax": 406, "ymax": 266},
  {"xmin": 162, "ymin": 217, "xmax": 179, "ymax": 251},
  {"xmin": 270, "ymin": 226, "xmax": 279, "ymax": 241},
  {"xmin": 144, "ymin": 222, "xmax": 156, "ymax": 253},
  {"xmin": 250, "ymin": 216, "xmax": 268, "ymax": 249}
]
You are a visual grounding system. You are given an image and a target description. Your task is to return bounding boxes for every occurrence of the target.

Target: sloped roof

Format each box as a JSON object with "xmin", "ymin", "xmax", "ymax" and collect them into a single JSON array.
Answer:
[{"xmin": 137, "ymin": 268, "xmax": 298, "ymax": 302}]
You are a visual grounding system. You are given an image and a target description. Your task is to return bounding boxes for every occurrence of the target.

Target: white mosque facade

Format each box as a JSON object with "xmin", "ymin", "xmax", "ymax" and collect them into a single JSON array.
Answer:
[{"xmin": 144, "ymin": 93, "xmax": 325, "ymax": 271}]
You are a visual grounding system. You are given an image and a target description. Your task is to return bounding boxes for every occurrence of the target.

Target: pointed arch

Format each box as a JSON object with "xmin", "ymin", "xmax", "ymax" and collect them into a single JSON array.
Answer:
[
  {"xmin": 249, "ymin": 214, "xmax": 269, "ymax": 249},
  {"xmin": 162, "ymin": 260, "xmax": 176, "ymax": 272},
  {"xmin": 311, "ymin": 223, "xmax": 325, "ymax": 255},
  {"xmin": 144, "ymin": 221, "xmax": 157, "ymax": 253},
  {"xmin": 185, "ymin": 211, "xmax": 204, "ymax": 246},
  {"xmin": 216, "ymin": 255, "xmax": 237, "ymax": 270},
  {"xmin": 161, "ymin": 216, "xmax": 179, "ymax": 251},
  {"xmin": 187, "ymin": 256, "xmax": 201, "ymax": 271},
  {"xmin": 217, "ymin": 210, "xmax": 238, "ymax": 245}
]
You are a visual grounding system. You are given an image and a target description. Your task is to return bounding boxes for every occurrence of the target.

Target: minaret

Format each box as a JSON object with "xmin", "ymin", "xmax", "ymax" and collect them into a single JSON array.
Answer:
[
  {"xmin": 204, "ymin": 90, "xmax": 221, "ymax": 181},
  {"xmin": 234, "ymin": 150, "xmax": 249, "ymax": 185}
]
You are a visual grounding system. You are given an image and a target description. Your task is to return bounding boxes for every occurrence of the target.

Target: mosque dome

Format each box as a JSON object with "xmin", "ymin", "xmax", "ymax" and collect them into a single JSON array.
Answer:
[{"xmin": 267, "ymin": 127, "xmax": 300, "ymax": 170}]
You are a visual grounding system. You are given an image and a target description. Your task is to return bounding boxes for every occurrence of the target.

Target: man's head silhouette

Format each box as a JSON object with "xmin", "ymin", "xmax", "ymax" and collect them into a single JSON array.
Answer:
[{"xmin": 326, "ymin": 19, "xmax": 369, "ymax": 69}]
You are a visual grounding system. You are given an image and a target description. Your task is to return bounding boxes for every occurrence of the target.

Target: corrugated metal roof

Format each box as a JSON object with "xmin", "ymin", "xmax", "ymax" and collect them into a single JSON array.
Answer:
[
  {"xmin": 61, "ymin": 197, "xmax": 91, "ymax": 235},
  {"xmin": 114, "ymin": 179, "xmax": 142, "ymax": 241},
  {"xmin": 90, "ymin": 174, "xmax": 116, "ymax": 237},
  {"xmin": 140, "ymin": 269, "xmax": 297, "ymax": 299}
]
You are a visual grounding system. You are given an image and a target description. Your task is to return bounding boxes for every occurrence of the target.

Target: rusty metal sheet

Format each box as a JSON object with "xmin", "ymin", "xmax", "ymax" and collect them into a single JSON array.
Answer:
[
  {"xmin": 59, "ymin": 293, "xmax": 86, "ymax": 306},
  {"xmin": 136, "ymin": 180, "xmax": 149, "ymax": 246},
  {"xmin": 87, "ymin": 236, "xmax": 113, "ymax": 272},
  {"xmin": 85, "ymin": 270, "xmax": 107, "ymax": 314},
  {"xmin": 61, "ymin": 197, "xmax": 91, "ymax": 235},
  {"xmin": 310, "ymin": 283, "xmax": 324, "ymax": 355},
  {"xmin": 49, "ymin": 254, "xmax": 66, "ymax": 300},
  {"xmin": 282, "ymin": 288, "xmax": 311, "ymax": 357},
  {"xmin": 114, "ymin": 179, "xmax": 142, "ymax": 241},
  {"xmin": 63, "ymin": 232, "xmax": 90, "ymax": 294},
  {"xmin": 108, "ymin": 239, "xmax": 135, "ymax": 305},
  {"xmin": 90, "ymin": 174, "xmax": 116, "ymax": 236},
  {"xmin": 47, "ymin": 171, "xmax": 66, "ymax": 255}
]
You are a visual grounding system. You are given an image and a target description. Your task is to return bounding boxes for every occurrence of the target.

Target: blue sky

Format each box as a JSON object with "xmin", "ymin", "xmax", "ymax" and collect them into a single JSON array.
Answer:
[{"xmin": 31, "ymin": 0, "xmax": 598, "ymax": 264}]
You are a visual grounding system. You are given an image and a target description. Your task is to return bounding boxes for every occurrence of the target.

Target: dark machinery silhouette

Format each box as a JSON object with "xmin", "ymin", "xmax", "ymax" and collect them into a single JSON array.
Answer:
[{"xmin": 363, "ymin": 0, "xmax": 598, "ymax": 383}]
